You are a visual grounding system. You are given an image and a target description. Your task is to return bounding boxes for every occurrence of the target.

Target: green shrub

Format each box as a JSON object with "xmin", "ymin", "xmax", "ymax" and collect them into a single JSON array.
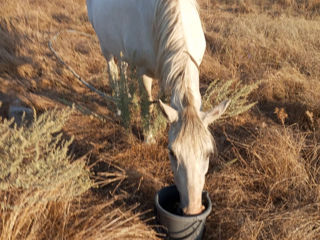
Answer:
[
  {"xmin": 108, "ymin": 59, "xmax": 166, "ymax": 140},
  {"xmin": 203, "ymin": 79, "xmax": 259, "ymax": 121},
  {"xmin": 0, "ymin": 108, "xmax": 92, "ymax": 239}
]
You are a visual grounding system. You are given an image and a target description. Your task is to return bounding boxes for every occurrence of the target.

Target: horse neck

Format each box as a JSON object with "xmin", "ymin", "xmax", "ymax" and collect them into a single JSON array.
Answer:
[{"xmin": 170, "ymin": 60, "xmax": 202, "ymax": 112}]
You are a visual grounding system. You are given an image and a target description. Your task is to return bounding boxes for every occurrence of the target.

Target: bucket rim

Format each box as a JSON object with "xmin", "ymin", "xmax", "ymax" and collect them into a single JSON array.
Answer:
[{"xmin": 155, "ymin": 185, "xmax": 212, "ymax": 222}]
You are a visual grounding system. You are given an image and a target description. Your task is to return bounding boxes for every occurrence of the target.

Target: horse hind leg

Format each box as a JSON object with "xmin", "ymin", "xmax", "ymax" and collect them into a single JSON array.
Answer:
[
  {"xmin": 106, "ymin": 57, "xmax": 119, "ymax": 92},
  {"xmin": 105, "ymin": 54, "xmax": 131, "ymax": 117},
  {"xmin": 142, "ymin": 75, "xmax": 154, "ymax": 114},
  {"xmin": 141, "ymin": 74, "xmax": 156, "ymax": 143},
  {"xmin": 105, "ymin": 58, "xmax": 122, "ymax": 116}
]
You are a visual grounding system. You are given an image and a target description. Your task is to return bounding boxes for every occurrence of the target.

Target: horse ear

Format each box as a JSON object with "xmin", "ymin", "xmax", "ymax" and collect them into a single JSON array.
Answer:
[
  {"xmin": 159, "ymin": 100, "xmax": 178, "ymax": 123},
  {"xmin": 202, "ymin": 100, "xmax": 230, "ymax": 126}
]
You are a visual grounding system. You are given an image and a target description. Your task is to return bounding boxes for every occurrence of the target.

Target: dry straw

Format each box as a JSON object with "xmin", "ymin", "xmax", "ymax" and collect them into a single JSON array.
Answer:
[{"xmin": 206, "ymin": 126, "xmax": 320, "ymax": 240}]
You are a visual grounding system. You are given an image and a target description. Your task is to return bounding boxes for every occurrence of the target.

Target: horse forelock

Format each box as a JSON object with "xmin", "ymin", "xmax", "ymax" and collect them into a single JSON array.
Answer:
[
  {"xmin": 153, "ymin": 0, "xmax": 198, "ymax": 96},
  {"xmin": 173, "ymin": 106, "xmax": 215, "ymax": 165},
  {"xmin": 172, "ymin": 91, "xmax": 215, "ymax": 164}
]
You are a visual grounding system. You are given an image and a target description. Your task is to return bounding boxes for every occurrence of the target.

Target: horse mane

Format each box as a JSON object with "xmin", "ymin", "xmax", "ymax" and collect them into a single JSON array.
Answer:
[
  {"xmin": 153, "ymin": 0, "xmax": 215, "ymax": 160},
  {"xmin": 153, "ymin": 0, "xmax": 198, "ymax": 97}
]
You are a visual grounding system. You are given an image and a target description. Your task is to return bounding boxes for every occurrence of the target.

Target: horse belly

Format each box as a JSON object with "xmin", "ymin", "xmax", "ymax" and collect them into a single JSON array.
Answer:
[{"xmin": 88, "ymin": 0, "xmax": 156, "ymax": 73}]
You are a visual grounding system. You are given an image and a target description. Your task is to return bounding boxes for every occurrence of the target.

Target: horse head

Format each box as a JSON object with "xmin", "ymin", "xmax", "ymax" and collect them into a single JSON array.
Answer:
[{"xmin": 160, "ymin": 98, "xmax": 230, "ymax": 215}]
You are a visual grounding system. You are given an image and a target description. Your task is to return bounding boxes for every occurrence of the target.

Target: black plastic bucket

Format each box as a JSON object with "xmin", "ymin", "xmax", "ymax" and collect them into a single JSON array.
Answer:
[{"xmin": 155, "ymin": 185, "xmax": 212, "ymax": 240}]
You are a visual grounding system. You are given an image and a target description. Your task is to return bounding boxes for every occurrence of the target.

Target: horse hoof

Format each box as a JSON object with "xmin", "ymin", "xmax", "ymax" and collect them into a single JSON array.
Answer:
[{"xmin": 144, "ymin": 133, "xmax": 156, "ymax": 144}]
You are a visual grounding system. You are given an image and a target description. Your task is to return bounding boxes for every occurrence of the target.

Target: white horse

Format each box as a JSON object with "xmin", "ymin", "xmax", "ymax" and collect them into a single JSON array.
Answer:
[{"xmin": 87, "ymin": 0, "xmax": 230, "ymax": 215}]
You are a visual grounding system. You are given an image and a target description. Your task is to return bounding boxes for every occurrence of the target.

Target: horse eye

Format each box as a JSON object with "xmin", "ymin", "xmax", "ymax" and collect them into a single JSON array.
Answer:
[{"xmin": 168, "ymin": 149, "xmax": 176, "ymax": 158}]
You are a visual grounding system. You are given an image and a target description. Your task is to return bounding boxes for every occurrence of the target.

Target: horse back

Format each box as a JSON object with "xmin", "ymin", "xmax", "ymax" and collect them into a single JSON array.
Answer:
[{"xmin": 87, "ymin": 0, "xmax": 157, "ymax": 73}]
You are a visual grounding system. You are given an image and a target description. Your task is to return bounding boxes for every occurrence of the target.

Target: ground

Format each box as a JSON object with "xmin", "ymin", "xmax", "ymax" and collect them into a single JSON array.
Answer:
[{"xmin": 1, "ymin": 0, "xmax": 320, "ymax": 239}]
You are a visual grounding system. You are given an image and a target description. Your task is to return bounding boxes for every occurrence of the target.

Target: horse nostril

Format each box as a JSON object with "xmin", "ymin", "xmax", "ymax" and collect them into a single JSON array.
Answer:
[
  {"xmin": 177, "ymin": 206, "xmax": 184, "ymax": 216},
  {"xmin": 183, "ymin": 205, "xmax": 205, "ymax": 215}
]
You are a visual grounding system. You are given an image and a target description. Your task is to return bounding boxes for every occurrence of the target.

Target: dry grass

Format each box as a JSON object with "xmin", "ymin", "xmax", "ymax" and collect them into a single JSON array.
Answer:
[
  {"xmin": 206, "ymin": 126, "xmax": 320, "ymax": 240},
  {"xmin": 200, "ymin": 0, "xmax": 320, "ymax": 125},
  {"xmin": 0, "ymin": 0, "xmax": 320, "ymax": 239},
  {"xmin": 202, "ymin": 8, "xmax": 320, "ymax": 94}
]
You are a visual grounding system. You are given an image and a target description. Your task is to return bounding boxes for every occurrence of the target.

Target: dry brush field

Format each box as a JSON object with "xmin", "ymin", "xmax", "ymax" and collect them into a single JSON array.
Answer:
[{"xmin": 1, "ymin": 0, "xmax": 320, "ymax": 239}]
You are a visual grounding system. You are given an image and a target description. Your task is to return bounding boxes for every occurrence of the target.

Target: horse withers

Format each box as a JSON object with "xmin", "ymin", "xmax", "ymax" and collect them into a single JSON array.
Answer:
[{"xmin": 86, "ymin": 0, "xmax": 229, "ymax": 215}]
